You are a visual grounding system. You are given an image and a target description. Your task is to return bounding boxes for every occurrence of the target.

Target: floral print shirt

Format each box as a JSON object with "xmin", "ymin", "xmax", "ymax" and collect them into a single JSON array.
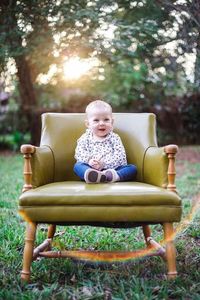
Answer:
[{"xmin": 74, "ymin": 129, "xmax": 127, "ymax": 169}]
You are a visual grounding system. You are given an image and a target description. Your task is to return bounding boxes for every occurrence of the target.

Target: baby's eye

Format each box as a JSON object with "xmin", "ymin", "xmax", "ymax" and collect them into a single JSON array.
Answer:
[
  {"xmin": 93, "ymin": 119, "xmax": 99, "ymax": 122},
  {"xmin": 104, "ymin": 118, "xmax": 110, "ymax": 122}
]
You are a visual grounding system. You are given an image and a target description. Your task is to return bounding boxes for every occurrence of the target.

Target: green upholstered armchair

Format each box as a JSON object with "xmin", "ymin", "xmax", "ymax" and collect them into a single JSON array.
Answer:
[{"xmin": 19, "ymin": 113, "xmax": 182, "ymax": 281}]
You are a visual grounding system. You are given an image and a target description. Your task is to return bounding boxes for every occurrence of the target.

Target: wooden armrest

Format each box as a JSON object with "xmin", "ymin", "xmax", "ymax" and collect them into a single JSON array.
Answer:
[
  {"xmin": 164, "ymin": 144, "xmax": 178, "ymax": 193},
  {"xmin": 21, "ymin": 144, "xmax": 36, "ymax": 192},
  {"xmin": 21, "ymin": 144, "xmax": 36, "ymax": 155}
]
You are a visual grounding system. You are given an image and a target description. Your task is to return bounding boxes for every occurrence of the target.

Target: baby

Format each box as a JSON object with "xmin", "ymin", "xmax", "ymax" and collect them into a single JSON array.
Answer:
[{"xmin": 74, "ymin": 100, "xmax": 137, "ymax": 183}]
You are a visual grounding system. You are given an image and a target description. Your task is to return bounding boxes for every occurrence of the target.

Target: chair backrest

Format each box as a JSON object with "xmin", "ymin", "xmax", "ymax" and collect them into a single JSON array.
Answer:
[{"xmin": 40, "ymin": 113, "xmax": 158, "ymax": 182}]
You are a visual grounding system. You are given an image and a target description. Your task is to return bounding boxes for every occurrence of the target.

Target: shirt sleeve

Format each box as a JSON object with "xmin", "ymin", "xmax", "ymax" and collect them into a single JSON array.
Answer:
[
  {"xmin": 103, "ymin": 133, "xmax": 127, "ymax": 169},
  {"xmin": 74, "ymin": 134, "xmax": 91, "ymax": 163}
]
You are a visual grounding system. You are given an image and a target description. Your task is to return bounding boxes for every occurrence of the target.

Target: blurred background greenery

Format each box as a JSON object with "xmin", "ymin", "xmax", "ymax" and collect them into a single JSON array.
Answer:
[{"xmin": 0, "ymin": 0, "xmax": 199, "ymax": 149}]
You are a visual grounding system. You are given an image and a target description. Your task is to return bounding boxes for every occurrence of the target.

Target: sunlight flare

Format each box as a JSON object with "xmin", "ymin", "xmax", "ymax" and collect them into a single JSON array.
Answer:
[{"xmin": 63, "ymin": 56, "xmax": 99, "ymax": 80}]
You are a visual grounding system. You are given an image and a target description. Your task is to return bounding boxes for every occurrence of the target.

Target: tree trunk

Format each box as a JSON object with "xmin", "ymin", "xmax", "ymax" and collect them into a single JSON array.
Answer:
[
  {"xmin": 15, "ymin": 55, "xmax": 40, "ymax": 145},
  {"xmin": 194, "ymin": 33, "xmax": 200, "ymax": 89},
  {"xmin": 1, "ymin": 0, "xmax": 41, "ymax": 145}
]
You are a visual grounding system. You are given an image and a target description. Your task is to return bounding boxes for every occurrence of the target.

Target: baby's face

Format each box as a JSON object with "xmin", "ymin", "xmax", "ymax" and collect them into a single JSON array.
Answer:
[{"xmin": 86, "ymin": 109, "xmax": 113, "ymax": 139}]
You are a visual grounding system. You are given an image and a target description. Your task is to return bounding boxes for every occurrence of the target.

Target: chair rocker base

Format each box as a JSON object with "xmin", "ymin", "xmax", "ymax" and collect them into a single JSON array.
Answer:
[{"xmin": 21, "ymin": 222, "xmax": 177, "ymax": 282}]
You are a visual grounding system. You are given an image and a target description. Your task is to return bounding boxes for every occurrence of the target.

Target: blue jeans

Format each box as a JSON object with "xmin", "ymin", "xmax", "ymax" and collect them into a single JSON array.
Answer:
[{"xmin": 74, "ymin": 162, "xmax": 137, "ymax": 181}]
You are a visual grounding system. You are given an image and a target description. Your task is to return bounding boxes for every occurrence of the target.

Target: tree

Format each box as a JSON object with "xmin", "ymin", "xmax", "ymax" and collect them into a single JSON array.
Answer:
[
  {"xmin": 0, "ymin": 1, "xmax": 55, "ymax": 143},
  {"xmin": 0, "ymin": 0, "xmax": 199, "ymax": 144},
  {"xmin": 0, "ymin": 0, "xmax": 104, "ymax": 143},
  {"xmin": 157, "ymin": 0, "xmax": 200, "ymax": 87}
]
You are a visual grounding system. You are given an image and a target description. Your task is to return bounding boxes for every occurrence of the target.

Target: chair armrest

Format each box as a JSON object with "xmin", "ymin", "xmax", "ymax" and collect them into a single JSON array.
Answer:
[
  {"xmin": 21, "ymin": 144, "xmax": 54, "ymax": 191},
  {"xmin": 143, "ymin": 145, "xmax": 178, "ymax": 191}
]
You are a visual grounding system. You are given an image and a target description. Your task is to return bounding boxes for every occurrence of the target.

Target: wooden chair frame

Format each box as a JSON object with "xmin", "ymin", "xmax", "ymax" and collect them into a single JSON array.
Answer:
[{"xmin": 20, "ymin": 144, "xmax": 179, "ymax": 282}]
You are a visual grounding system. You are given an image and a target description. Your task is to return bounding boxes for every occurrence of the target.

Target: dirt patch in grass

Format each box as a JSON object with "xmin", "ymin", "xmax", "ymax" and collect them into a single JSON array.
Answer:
[
  {"xmin": 177, "ymin": 145, "xmax": 200, "ymax": 163},
  {"xmin": 0, "ymin": 150, "xmax": 17, "ymax": 156},
  {"xmin": 176, "ymin": 146, "xmax": 200, "ymax": 177}
]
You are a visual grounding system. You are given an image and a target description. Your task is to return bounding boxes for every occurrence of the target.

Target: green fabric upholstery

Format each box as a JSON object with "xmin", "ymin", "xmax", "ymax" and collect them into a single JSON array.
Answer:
[
  {"xmin": 19, "ymin": 182, "xmax": 181, "ymax": 223},
  {"xmin": 31, "ymin": 146, "xmax": 54, "ymax": 188},
  {"xmin": 143, "ymin": 146, "xmax": 168, "ymax": 187},
  {"xmin": 19, "ymin": 112, "xmax": 182, "ymax": 225}
]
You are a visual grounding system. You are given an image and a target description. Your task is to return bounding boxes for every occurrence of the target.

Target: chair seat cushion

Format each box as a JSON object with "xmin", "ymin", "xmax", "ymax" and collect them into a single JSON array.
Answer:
[{"xmin": 19, "ymin": 181, "xmax": 182, "ymax": 223}]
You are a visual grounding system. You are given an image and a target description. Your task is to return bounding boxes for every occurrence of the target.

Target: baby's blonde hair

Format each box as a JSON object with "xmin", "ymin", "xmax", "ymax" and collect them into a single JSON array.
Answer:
[{"xmin": 85, "ymin": 100, "xmax": 112, "ymax": 116}]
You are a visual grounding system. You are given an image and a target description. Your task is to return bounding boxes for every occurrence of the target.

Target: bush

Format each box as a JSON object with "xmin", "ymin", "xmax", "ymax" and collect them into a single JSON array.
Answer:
[{"xmin": 139, "ymin": 93, "xmax": 200, "ymax": 145}]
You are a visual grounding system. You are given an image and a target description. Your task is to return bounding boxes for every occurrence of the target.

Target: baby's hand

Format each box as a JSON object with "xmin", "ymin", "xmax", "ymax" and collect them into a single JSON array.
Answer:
[
  {"xmin": 97, "ymin": 159, "xmax": 104, "ymax": 170},
  {"xmin": 88, "ymin": 158, "xmax": 99, "ymax": 169},
  {"xmin": 89, "ymin": 158, "xmax": 104, "ymax": 170}
]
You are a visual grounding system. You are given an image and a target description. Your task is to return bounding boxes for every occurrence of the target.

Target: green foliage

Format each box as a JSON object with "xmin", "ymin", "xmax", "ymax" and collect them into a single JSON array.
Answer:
[
  {"xmin": 1, "ymin": 0, "xmax": 199, "ymax": 98},
  {"xmin": 0, "ymin": 132, "xmax": 30, "ymax": 151},
  {"xmin": 154, "ymin": 94, "xmax": 200, "ymax": 145},
  {"xmin": 0, "ymin": 101, "xmax": 31, "ymax": 150},
  {"xmin": 181, "ymin": 95, "xmax": 200, "ymax": 144},
  {"xmin": 92, "ymin": 60, "xmax": 148, "ymax": 107},
  {"xmin": 0, "ymin": 148, "xmax": 200, "ymax": 299}
]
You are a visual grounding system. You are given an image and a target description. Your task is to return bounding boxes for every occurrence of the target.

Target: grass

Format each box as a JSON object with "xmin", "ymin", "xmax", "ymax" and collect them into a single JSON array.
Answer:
[{"xmin": 0, "ymin": 147, "xmax": 200, "ymax": 300}]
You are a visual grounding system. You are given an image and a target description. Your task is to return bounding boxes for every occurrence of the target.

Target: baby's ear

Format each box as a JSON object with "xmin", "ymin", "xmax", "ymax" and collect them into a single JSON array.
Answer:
[{"xmin": 85, "ymin": 119, "xmax": 89, "ymax": 128}]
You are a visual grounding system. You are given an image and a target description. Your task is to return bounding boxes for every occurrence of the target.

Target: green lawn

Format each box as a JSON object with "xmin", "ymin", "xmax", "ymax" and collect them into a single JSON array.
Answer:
[{"xmin": 0, "ymin": 148, "xmax": 200, "ymax": 300}]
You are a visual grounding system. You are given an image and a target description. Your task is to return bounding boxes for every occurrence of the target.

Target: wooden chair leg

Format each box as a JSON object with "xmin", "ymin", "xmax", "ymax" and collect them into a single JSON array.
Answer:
[
  {"xmin": 47, "ymin": 224, "xmax": 56, "ymax": 239},
  {"xmin": 163, "ymin": 222, "xmax": 177, "ymax": 279},
  {"xmin": 142, "ymin": 225, "xmax": 152, "ymax": 248},
  {"xmin": 47, "ymin": 224, "xmax": 56, "ymax": 250},
  {"xmin": 21, "ymin": 222, "xmax": 37, "ymax": 282}
]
